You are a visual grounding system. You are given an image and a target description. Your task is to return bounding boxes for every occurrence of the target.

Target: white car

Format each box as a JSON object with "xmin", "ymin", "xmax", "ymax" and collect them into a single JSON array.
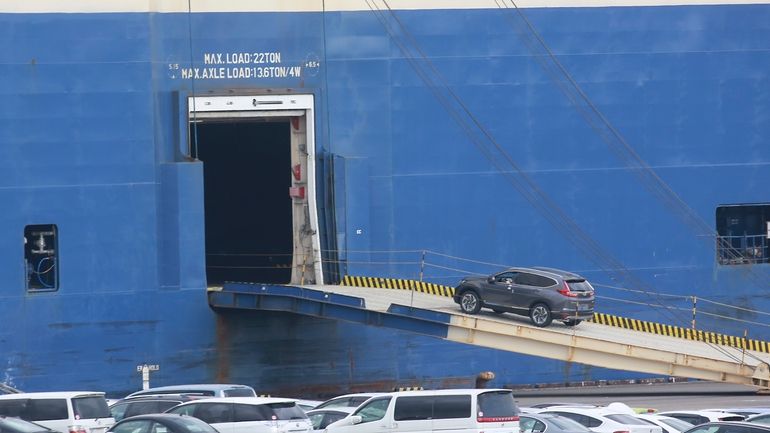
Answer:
[
  {"xmin": 541, "ymin": 407, "xmax": 663, "ymax": 433},
  {"xmin": 635, "ymin": 414, "xmax": 694, "ymax": 433},
  {"xmin": 0, "ymin": 392, "xmax": 115, "ymax": 433},
  {"xmin": 165, "ymin": 397, "xmax": 312, "ymax": 433},
  {"xmin": 657, "ymin": 411, "xmax": 745, "ymax": 425}
]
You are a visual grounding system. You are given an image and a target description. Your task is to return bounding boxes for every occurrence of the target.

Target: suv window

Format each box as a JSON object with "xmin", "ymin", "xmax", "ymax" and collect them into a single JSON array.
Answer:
[
  {"xmin": 514, "ymin": 273, "xmax": 555, "ymax": 288},
  {"xmin": 73, "ymin": 396, "xmax": 110, "ymax": 419},
  {"xmin": 194, "ymin": 403, "xmax": 233, "ymax": 424},
  {"xmin": 265, "ymin": 403, "xmax": 306, "ymax": 420},
  {"xmin": 355, "ymin": 398, "xmax": 391, "ymax": 423},
  {"xmin": 394, "ymin": 397, "xmax": 432, "ymax": 421},
  {"xmin": 234, "ymin": 403, "xmax": 268, "ymax": 422},
  {"xmin": 223, "ymin": 389, "xmax": 255, "ymax": 397},
  {"xmin": 495, "ymin": 272, "xmax": 518, "ymax": 283},
  {"xmin": 433, "ymin": 395, "xmax": 471, "ymax": 419},
  {"xmin": 0, "ymin": 400, "xmax": 27, "ymax": 418},
  {"xmin": 477, "ymin": 391, "xmax": 518, "ymax": 418},
  {"xmin": 566, "ymin": 280, "xmax": 593, "ymax": 292},
  {"xmin": 30, "ymin": 399, "xmax": 69, "ymax": 421}
]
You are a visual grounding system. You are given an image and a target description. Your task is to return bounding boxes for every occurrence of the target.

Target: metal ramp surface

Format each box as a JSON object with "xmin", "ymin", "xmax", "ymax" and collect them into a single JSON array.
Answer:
[{"xmin": 208, "ymin": 283, "xmax": 770, "ymax": 390}]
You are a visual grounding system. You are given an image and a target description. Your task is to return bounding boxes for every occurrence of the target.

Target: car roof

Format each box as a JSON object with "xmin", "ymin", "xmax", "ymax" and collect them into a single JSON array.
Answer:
[
  {"xmin": 0, "ymin": 392, "xmax": 105, "ymax": 399},
  {"xmin": 118, "ymin": 413, "xmax": 213, "ymax": 424},
  {"xmin": 111, "ymin": 394, "xmax": 206, "ymax": 405},
  {"xmin": 172, "ymin": 397, "xmax": 298, "ymax": 405},
  {"xmin": 386, "ymin": 388, "xmax": 512, "ymax": 397},
  {"xmin": 544, "ymin": 407, "xmax": 646, "ymax": 418},
  {"xmin": 128, "ymin": 384, "xmax": 253, "ymax": 396}
]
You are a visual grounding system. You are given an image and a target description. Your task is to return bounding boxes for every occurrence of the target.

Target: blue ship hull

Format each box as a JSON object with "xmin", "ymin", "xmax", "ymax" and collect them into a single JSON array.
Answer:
[{"xmin": 1, "ymin": 1, "xmax": 769, "ymax": 397}]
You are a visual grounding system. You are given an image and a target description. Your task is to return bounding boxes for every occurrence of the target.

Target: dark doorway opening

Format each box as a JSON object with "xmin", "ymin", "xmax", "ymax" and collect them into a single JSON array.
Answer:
[{"xmin": 194, "ymin": 120, "xmax": 293, "ymax": 285}]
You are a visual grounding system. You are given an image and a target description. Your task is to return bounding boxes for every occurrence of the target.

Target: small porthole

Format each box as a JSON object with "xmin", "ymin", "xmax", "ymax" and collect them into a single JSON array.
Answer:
[{"xmin": 24, "ymin": 224, "xmax": 59, "ymax": 291}]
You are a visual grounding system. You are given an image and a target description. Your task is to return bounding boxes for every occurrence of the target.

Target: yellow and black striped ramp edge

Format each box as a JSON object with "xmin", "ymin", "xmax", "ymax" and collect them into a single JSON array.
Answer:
[
  {"xmin": 592, "ymin": 312, "xmax": 770, "ymax": 354},
  {"xmin": 341, "ymin": 275, "xmax": 455, "ymax": 297},
  {"xmin": 340, "ymin": 275, "xmax": 770, "ymax": 353}
]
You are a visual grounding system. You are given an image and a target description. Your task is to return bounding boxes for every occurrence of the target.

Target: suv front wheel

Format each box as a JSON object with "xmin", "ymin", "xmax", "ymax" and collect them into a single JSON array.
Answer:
[
  {"xmin": 529, "ymin": 303, "xmax": 552, "ymax": 327},
  {"xmin": 459, "ymin": 290, "xmax": 482, "ymax": 314}
]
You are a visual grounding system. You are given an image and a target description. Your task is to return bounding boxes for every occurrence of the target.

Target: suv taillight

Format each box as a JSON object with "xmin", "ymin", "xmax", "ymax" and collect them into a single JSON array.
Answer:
[
  {"xmin": 68, "ymin": 426, "xmax": 88, "ymax": 433},
  {"xmin": 477, "ymin": 416, "xmax": 519, "ymax": 423},
  {"xmin": 557, "ymin": 281, "xmax": 578, "ymax": 297}
]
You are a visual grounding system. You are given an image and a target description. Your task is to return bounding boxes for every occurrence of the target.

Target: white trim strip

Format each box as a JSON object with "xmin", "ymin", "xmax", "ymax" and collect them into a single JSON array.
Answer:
[{"xmin": 1, "ymin": 0, "xmax": 766, "ymax": 13}]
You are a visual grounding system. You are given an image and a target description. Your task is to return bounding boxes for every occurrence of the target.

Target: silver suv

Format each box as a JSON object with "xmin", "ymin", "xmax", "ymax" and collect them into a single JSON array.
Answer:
[{"xmin": 453, "ymin": 267, "xmax": 595, "ymax": 327}]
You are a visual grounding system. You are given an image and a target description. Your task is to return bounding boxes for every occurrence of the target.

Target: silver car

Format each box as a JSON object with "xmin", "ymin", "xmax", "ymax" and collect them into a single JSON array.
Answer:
[{"xmin": 453, "ymin": 267, "xmax": 595, "ymax": 327}]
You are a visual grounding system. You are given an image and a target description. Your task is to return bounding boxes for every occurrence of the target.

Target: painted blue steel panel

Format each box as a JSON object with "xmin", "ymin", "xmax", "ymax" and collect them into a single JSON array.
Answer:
[
  {"xmin": 212, "ymin": 284, "xmax": 451, "ymax": 338},
  {"xmin": 1, "ymin": 3, "xmax": 769, "ymax": 395}
]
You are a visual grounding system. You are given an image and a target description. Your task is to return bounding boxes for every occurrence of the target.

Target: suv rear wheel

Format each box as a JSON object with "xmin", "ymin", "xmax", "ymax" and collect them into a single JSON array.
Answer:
[
  {"xmin": 459, "ymin": 290, "xmax": 482, "ymax": 314},
  {"xmin": 529, "ymin": 303, "xmax": 552, "ymax": 327}
]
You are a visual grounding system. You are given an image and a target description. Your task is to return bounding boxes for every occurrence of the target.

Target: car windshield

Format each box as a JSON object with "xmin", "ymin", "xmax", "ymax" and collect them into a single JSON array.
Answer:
[
  {"xmin": 73, "ymin": 397, "xmax": 111, "ymax": 419},
  {"xmin": 223, "ymin": 389, "xmax": 255, "ymax": 397},
  {"xmin": 659, "ymin": 418, "xmax": 695, "ymax": 431},
  {"xmin": 477, "ymin": 391, "xmax": 519, "ymax": 417},
  {"xmin": 566, "ymin": 280, "xmax": 593, "ymax": 292},
  {"xmin": 605, "ymin": 414, "xmax": 647, "ymax": 425},
  {"xmin": 267, "ymin": 403, "xmax": 307, "ymax": 420},
  {"xmin": 547, "ymin": 415, "xmax": 592, "ymax": 431}
]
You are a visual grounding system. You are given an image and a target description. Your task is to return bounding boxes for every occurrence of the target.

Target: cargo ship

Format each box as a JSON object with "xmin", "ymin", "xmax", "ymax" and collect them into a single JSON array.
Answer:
[{"xmin": 2, "ymin": 0, "xmax": 769, "ymax": 397}]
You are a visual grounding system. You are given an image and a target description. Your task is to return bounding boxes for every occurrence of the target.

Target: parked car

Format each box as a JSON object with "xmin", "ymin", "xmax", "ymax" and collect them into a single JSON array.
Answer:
[
  {"xmin": 165, "ymin": 397, "xmax": 311, "ymax": 433},
  {"xmin": 541, "ymin": 407, "xmax": 662, "ymax": 433},
  {"xmin": 110, "ymin": 394, "xmax": 208, "ymax": 422},
  {"xmin": 683, "ymin": 421, "xmax": 770, "ymax": 433},
  {"xmin": 106, "ymin": 413, "xmax": 219, "ymax": 433},
  {"xmin": 306, "ymin": 407, "xmax": 355, "ymax": 432},
  {"xmin": 520, "ymin": 413, "xmax": 593, "ymax": 433},
  {"xmin": 127, "ymin": 384, "xmax": 256, "ymax": 399},
  {"xmin": 453, "ymin": 267, "xmax": 595, "ymax": 327},
  {"xmin": 325, "ymin": 389, "xmax": 519, "ymax": 433},
  {"xmin": 0, "ymin": 416, "xmax": 57, "ymax": 433},
  {"xmin": 658, "ymin": 411, "xmax": 745, "ymax": 425},
  {"xmin": 635, "ymin": 414, "xmax": 694, "ymax": 433},
  {"xmin": 0, "ymin": 392, "xmax": 115, "ymax": 433},
  {"xmin": 314, "ymin": 394, "xmax": 387, "ymax": 410}
]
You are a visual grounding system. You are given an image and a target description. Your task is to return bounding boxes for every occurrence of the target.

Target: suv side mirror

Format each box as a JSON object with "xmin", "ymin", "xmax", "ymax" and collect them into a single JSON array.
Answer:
[{"xmin": 487, "ymin": 276, "xmax": 495, "ymax": 283}]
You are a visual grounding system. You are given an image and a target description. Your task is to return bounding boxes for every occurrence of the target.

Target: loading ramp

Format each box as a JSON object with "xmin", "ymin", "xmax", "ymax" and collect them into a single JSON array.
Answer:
[{"xmin": 207, "ymin": 283, "xmax": 770, "ymax": 390}]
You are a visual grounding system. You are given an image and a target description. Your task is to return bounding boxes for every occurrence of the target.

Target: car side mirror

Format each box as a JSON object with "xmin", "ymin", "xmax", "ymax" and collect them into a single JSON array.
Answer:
[
  {"xmin": 488, "ymin": 276, "xmax": 495, "ymax": 283},
  {"xmin": 350, "ymin": 416, "xmax": 363, "ymax": 425}
]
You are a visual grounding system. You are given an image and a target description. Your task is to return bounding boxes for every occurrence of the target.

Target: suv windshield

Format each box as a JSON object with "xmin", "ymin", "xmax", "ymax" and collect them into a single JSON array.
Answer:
[
  {"xmin": 566, "ymin": 280, "xmax": 593, "ymax": 292},
  {"xmin": 267, "ymin": 403, "xmax": 307, "ymax": 420},
  {"xmin": 73, "ymin": 397, "xmax": 111, "ymax": 419},
  {"xmin": 477, "ymin": 391, "xmax": 519, "ymax": 418},
  {"xmin": 223, "ymin": 389, "xmax": 256, "ymax": 397}
]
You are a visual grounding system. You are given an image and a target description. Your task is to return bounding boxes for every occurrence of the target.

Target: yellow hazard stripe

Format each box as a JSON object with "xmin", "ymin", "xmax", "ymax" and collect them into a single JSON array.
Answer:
[
  {"xmin": 341, "ymin": 275, "xmax": 455, "ymax": 297},
  {"xmin": 589, "ymin": 312, "xmax": 770, "ymax": 353}
]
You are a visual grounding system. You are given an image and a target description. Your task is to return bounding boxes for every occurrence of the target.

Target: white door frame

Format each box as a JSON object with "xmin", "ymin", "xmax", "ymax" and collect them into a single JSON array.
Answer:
[{"xmin": 188, "ymin": 94, "xmax": 323, "ymax": 284}]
